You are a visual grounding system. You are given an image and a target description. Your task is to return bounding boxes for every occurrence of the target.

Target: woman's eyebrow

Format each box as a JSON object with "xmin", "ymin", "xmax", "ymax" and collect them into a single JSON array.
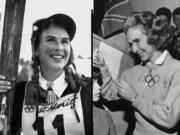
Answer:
[
  {"xmin": 44, "ymin": 35, "xmax": 70, "ymax": 41},
  {"xmin": 133, "ymin": 38, "xmax": 140, "ymax": 43}
]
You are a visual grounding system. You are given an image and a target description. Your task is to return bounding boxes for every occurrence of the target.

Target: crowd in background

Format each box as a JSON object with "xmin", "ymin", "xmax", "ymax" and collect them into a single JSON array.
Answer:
[{"xmin": 155, "ymin": 7, "xmax": 180, "ymax": 60}]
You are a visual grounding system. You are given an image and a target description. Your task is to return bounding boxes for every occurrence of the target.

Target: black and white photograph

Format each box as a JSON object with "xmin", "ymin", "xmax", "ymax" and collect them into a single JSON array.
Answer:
[
  {"xmin": 1, "ymin": 0, "xmax": 180, "ymax": 135},
  {"xmin": 93, "ymin": 0, "xmax": 180, "ymax": 135},
  {"xmin": 0, "ymin": 0, "xmax": 92, "ymax": 135}
]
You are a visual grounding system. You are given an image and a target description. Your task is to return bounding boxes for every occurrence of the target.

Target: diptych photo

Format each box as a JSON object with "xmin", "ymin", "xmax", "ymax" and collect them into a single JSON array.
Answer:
[{"xmin": 0, "ymin": 0, "xmax": 180, "ymax": 135}]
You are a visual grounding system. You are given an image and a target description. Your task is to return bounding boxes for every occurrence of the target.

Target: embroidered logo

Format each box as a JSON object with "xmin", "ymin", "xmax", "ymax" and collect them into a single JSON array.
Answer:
[
  {"xmin": 138, "ymin": 69, "xmax": 160, "ymax": 88},
  {"xmin": 24, "ymin": 105, "xmax": 35, "ymax": 113}
]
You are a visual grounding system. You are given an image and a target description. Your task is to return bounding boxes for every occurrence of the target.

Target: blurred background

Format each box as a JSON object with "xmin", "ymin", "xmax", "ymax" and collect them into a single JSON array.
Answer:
[{"xmin": 93, "ymin": 0, "xmax": 180, "ymax": 38}]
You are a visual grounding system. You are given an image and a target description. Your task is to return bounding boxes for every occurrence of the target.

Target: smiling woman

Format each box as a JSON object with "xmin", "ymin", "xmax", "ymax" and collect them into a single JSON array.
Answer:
[
  {"xmin": 95, "ymin": 11, "xmax": 180, "ymax": 135},
  {"xmin": 19, "ymin": 0, "xmax": 92, "ymax": 76},
  {"xmin": 0, "ymin": 7, "xmax": 92, "ymax": 135},
  {"xmin": 9, "ymin": 13, "xmax": 92, "ymax": 135},
  {"xmin": 38, "ymin": 25, "xmax": 71, "ymax": 81}
]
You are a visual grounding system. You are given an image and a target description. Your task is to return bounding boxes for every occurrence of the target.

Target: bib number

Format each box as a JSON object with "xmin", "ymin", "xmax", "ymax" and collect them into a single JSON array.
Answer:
[{"xmin": 33, "ymin": 115, "xmax": 65, "ymax": 135}]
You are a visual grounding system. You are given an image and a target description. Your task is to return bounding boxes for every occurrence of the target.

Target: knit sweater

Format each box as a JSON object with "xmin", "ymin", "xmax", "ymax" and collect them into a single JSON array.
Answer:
[{"xmin": 100, "ymin": 52, "xmax": 180, "ymax": 135}]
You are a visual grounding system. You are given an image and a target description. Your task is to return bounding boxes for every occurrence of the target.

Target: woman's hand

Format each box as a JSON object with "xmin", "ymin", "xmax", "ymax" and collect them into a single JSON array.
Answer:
[
  {"xmin": 93, "ymin": 49, "xmax": 105, "ymax": 67},
  {"xmin": 0, "ymin": 75, "xmax": 11, "ymax": 93},
  {"xmin": 116, "ymin": 80, "xmax": 137, "ymax": 102}
]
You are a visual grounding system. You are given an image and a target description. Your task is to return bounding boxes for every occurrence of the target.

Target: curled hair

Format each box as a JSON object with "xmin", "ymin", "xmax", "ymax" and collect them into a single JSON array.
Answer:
[
  {"xmin": 123, "ymin": 11, "xmax": 171, "ymax": 51},
  {"xmin": 152, "ymin": 17, "xmax": 166, "ymax": 32},
  {"xmin": 123, "ymin": 11, "xmax": 155, "ymax": 34},
  {"xmin": 148, "ymin": 16, "xmax": 171, "ymax": 50}
]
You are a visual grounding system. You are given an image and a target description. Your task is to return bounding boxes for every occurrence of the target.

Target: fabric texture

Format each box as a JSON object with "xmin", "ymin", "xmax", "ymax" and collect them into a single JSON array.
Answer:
[
  {"xmin": 93, "ymin": 106, "xmax": 117, "ymax": 135},
  {"xmin": 11, "ymin": 76, "xmax": 92, "ymax": 135},
  {"xmin": 100, "ymin": 51, "xmax": 180, "ymax": 135}
]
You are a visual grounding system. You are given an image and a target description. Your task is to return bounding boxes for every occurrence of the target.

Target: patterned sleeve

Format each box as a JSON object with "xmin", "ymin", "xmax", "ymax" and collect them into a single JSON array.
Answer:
[{"xmin": 99, "ymin": 64, "xmax": 121, "ymax": 100}]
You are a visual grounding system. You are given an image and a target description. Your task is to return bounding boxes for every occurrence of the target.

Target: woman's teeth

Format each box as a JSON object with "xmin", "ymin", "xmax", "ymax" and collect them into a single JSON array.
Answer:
[{"xmin": 51, "ymin": 55, "xmax": 63, "ymax": 59}]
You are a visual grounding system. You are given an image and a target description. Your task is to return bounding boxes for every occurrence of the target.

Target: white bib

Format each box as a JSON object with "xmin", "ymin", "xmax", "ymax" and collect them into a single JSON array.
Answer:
[{"xmin": 21, "ymin": 87, "xmax": 85, "ymax": 135}]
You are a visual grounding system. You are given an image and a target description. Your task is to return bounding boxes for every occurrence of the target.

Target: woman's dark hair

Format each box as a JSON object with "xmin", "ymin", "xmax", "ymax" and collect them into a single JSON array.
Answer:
[
  {"xmin": 30, "ymin": 16, "xmax": 75, "ymax": 90},
  {"xmin": 31, "ymin": 14, "xmax": 78, "ymax": 87},
  {"xmin": 123, "ymin": 11, "xmax": 172, "ymax": 51},
  {"xmin": 93, "ymin": 66, "xmax": 103, "ymax": 86},
  {"xmin": 26, "ymin": 14, "xmax": 83, "ymax": 122}
]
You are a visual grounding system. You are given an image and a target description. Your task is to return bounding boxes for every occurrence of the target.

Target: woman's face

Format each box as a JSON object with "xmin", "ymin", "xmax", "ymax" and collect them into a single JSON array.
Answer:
[
  {"xmin": 93, "ymin": 80, "xmax": 101, "ymax": 102},
  {"xmin": 126, "ymin": 25, "xmax": 154, "ymax": 63},
  {"xmin": 37, "ymin": 25, "xmax": 71, "ymax": 73}
]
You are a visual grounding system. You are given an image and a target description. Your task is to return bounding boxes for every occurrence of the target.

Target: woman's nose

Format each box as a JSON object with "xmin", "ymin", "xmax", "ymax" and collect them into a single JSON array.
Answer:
[
  {"xmin": 57, "ymin": 41, "xmax": 63, "ymax": 47},
  {"xmin": 131, "ymin": 44, "xmax": 138, "ymax": 53}
]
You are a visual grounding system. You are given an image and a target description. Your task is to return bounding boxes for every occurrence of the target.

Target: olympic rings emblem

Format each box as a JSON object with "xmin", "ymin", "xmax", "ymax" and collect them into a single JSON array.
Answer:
[
  {"xmin": 139, "ymin": 73, "xmax": 160, "ymax": 88},
  {"xmin": 24, "ymin": 105, "xmax": 35, "ymax": 113}
]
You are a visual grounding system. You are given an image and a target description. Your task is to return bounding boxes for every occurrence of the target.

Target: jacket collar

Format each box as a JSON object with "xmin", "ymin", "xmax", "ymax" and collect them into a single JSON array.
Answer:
[
  {"xmin": 144, "ymin": 50, "xmax": 172, "ymax": 68},
  {"xmin": 39, "ymin": 71, "xmax": 68, "ymax": 98},
  {"xmin": 154, "ymin": 50, "xmax": 168, "ymax": 65}
]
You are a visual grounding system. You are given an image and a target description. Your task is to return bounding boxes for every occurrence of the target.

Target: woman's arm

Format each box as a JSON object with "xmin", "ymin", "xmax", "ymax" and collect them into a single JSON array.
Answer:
[
  {"xmin": 93, "ymin": 49, "xmax": 121, "ymax": 101},
  {"xmin": 119, "ymin": 71, "xmax": 180, "ymax": 129},
  {"xmin": 100, "ymin": 64, "xmax": 121, "ymax": 101},
  {"xmin": 132, "ymin": 72, "xmax": 180, "ymax": 129}
]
